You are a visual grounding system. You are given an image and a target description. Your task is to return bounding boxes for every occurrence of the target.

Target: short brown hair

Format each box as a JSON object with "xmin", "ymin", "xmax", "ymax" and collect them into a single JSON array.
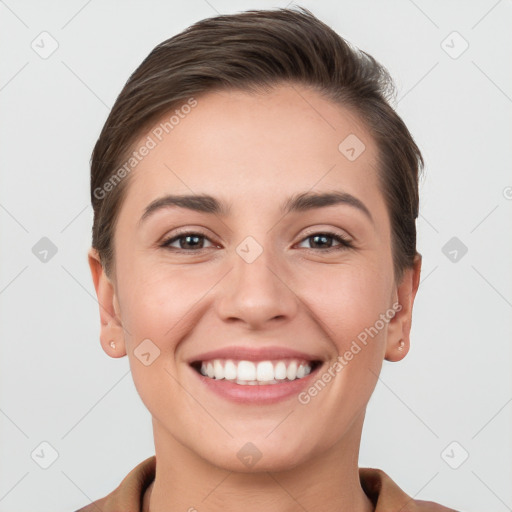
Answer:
[{"xmin": 90, "ymin": 6, "xmax": 423, "ymax": 283}]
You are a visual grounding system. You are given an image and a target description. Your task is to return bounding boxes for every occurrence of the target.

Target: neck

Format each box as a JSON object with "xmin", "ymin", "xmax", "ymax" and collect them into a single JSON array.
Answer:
[{"xmin": 144, "ymin": 413, "xmax": 374, "ymax": 512}]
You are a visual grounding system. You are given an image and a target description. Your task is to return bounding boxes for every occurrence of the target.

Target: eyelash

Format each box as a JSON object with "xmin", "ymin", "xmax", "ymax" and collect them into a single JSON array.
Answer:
[{"xmin": 159, "ymin": 230, "xmax": 354, "ymax": 254}]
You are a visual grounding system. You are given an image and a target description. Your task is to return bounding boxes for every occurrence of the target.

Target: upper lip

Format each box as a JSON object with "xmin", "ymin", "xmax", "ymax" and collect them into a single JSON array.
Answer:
[{"xmin": 188, "ymin": 346, "xmax": 324, "ymax": 364}]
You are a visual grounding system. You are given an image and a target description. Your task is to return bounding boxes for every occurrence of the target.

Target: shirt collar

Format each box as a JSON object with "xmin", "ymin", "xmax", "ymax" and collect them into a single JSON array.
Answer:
[{"xmin": 81, "ymin": 455, "xmax": 453, "ymax": 512}]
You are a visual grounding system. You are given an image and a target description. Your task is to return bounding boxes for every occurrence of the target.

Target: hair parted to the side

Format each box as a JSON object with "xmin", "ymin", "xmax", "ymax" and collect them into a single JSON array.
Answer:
[{"xmin": 90, "ymin": 6, "xmax": 423, "ymax": 283}]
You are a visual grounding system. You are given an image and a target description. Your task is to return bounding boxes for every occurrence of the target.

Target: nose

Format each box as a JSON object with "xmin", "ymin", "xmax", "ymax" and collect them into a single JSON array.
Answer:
[{"xmin": 215, "ymin": 243, "xmax": 299, "ymax": 330}]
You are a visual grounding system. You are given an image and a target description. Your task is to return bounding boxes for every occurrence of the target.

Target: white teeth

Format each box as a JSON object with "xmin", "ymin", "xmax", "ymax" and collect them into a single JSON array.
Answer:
[
  {"xmin": 286, "ymin": 361, "xmax": 297, "ymax": 380},
  {"xmin": 224, "ymin": 360, "xmax": 237, "ymax": 380},
  {"xmin": 236, "ymin": 379, "xmax": 278, "ymax": 385},
  {"xmin": 274, "ymin": 361, "xmax": 287, "ymax": 380},
  {"xmin": 237, "ymin": 361, "xmax": 256, "ymax": 380},
  {"xmin": 256, "ymin": 361, "xmax": 274, "ymax": 381},
  {"xmin": 213, "ymin": 360, "xmax": 224, "ymax": 380},
  {"xmin": 197, "ymin": 358, "xmax": 315, "ymax": 384}
]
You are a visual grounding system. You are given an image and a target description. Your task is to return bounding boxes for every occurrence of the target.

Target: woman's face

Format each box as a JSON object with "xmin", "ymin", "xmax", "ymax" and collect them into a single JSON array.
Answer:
[{"xmin": 90, "ymin": 83, "xmax": 420, "ymax": 472}]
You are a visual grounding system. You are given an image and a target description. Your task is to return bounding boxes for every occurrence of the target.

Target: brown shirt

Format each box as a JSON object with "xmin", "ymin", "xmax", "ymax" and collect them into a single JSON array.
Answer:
[{"xmin": 74, "ymin": 455, "xmax": 459, "ymax": 512}]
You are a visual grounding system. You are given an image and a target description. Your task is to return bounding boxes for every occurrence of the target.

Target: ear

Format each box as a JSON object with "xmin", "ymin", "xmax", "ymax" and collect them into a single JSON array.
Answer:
[
  {"xmin": 385, "ymin": 253, "xmax": 422, "ymax": 362},
  {"xmin": 88, "ymin": 248, "xmax": 126, "ymax": 358}
]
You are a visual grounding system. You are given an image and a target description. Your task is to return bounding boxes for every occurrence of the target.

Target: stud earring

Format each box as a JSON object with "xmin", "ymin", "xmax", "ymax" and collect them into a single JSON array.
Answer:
[
  {"xmin": 110, "ymin": 340, "xmax": 116, "ymax": 350},
  {"xmin": 398, "ymin": 340, "xmax": 405, "ymax": 351}
]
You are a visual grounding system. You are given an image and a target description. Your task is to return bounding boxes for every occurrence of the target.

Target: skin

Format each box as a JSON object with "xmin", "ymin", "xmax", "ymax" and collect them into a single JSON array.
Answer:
[{"xmin": 88, "ymin": 83, "xmax": 421, "ymax": 512}]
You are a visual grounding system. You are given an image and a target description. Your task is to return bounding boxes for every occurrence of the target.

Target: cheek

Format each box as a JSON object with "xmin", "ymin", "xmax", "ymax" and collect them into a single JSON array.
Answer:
[
  {"xmin": 117, "ymin": 262, "xmax": 209, "ymax": 347},
  {"xmin": 120, "ymin": 269, "xmax": 199, "ymax": 418},
  {"xmin": 299, "ymin": 262, "xmax": 391, "ymax": 349}
]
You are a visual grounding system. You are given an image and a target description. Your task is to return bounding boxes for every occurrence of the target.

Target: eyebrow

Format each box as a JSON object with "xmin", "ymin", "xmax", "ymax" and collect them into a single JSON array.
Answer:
[{"xmin": 138, "ymin": 190, "xmax": 373, "ymax": 226}]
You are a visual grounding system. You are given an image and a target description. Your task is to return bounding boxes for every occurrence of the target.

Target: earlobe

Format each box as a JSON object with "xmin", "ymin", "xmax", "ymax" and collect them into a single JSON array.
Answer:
[
  {"xmin": 385, "ymin": 338, "xmax": 409, "ymax": 362},
  {"xmin": 87, "ymin": 248, "xmax": 127, "ymax": 358},
  {"xmin": 384, "ymin": 253, "xmax": 422, "ymax": 362}
]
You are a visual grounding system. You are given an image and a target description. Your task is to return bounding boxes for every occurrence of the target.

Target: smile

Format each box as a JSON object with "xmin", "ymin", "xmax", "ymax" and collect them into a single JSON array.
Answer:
[{"xmin": 191, "ymin": 358, "xmax": 321, "ymax": 385}]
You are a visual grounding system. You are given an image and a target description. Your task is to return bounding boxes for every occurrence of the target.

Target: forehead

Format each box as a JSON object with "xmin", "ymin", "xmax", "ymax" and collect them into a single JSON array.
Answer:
[{"xmin": 121, "ymin": 83, "xmax": 385, "ymax": 220}]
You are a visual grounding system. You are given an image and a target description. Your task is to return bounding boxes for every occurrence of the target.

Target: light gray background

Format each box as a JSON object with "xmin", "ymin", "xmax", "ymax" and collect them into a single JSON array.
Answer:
[{"xmin": 1, "ymin": 1, "xmax": 511, "ymax": 511}]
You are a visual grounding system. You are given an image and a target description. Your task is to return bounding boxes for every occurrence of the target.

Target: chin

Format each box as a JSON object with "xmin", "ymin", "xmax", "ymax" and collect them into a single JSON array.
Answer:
[{"xmin": 201, "ymin": 436, "xmax": 315, "ymax": 474}]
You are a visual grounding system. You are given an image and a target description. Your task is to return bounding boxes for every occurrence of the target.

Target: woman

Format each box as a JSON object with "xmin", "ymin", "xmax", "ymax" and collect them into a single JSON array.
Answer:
[{"xmin": 78, "ymin": 6, "xmax": 459, "ymax": 511}]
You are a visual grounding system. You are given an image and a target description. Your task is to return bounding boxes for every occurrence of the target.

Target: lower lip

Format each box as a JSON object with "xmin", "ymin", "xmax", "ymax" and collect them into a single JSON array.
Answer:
[{"xmin": 190, "ymin": 364, "xmax": 322, "ymax": 405}]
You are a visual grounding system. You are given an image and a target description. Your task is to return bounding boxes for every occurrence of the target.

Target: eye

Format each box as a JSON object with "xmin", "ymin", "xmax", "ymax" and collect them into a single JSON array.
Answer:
[
  {"xmin": 297, "ymin": 231, "xmax": 353, "ymax": 252},
  {"xmin": 159, "ymin": 230, "xmax": 353, "ymax": 253},
  {"xmin": 160, "ymin": 231, "xmax": 216, "ymax": 251}
]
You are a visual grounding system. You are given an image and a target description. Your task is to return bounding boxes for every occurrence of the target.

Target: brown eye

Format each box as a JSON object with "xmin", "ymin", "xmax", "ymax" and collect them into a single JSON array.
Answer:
[
  {"xmin": 297, "ymin": 232, "xmax": 353, "ymax": 251},
  {"xmin": 161, "ymin": 232, "xmax": 215, "ymax": 251}
]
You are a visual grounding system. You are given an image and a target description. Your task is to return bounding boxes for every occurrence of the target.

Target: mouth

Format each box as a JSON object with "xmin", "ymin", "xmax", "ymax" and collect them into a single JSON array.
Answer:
[
  {"xmin": 190, "ymin": 358, "xmax": 323, "ymax": 385},
  {"xmin": 187, "ymin": 346, "xmax": 325, "ymax": 404}
]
